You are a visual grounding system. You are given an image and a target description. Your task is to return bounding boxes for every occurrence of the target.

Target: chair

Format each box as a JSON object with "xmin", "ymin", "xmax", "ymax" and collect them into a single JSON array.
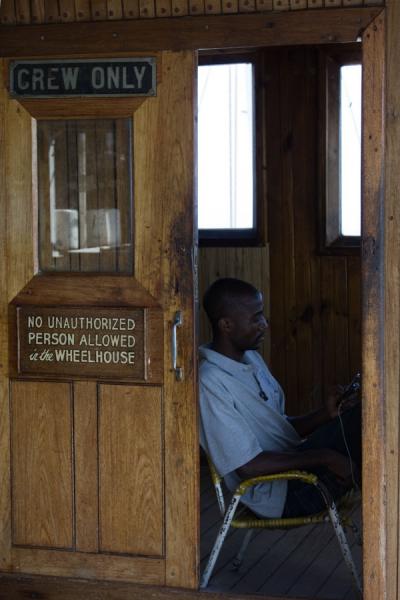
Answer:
[{"xmin": 200, "ymin": 456, "xmax": 362, "ymax": 596}]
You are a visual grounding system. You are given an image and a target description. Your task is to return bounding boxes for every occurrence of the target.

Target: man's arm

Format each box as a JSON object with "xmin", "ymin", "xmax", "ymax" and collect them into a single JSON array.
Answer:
[
  {"xmin": 287, "ymin": 406, "xmax": 332, "ymax": 438},
  {"xmin": 236, "ymin": 448, "xmax": 354, "ymax": 486},
  {"xmin": 288, "ymin": 386, "xmax": 347, "ymax": 438}
]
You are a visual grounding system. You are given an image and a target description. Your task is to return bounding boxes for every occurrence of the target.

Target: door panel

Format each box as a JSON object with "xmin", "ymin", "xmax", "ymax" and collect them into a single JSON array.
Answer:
[
  {"xmin": 74, "ymin": 380, "xmax": 99, "ymax": 553},
  {"xmin": 99, "ymin": 384, "xmax": 163, "ymax": 556},
  {"xmin": 0, "ymin": 51, "xmax": 198, "ymax": 588},
  {"xmin": 11, "ymin": 381, "xmax": 73, "ymax": 550}
]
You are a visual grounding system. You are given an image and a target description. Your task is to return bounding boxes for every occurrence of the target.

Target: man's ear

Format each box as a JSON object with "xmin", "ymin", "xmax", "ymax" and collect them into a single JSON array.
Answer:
[{"xmin": 217, "ymin": 317, "xmax": 233, "ymax": 334}]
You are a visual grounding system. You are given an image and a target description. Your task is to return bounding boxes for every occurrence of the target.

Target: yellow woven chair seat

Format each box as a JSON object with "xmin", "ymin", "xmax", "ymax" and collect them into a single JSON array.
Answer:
[{"xmin": 232, "ymin": 486, "xmax": 360, "ymax": 529}]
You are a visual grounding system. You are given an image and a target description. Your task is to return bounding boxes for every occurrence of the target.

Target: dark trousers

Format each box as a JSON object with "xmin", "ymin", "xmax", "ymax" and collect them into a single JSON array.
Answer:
[{"xmin": 282, "ymin": 404, "xmax": 361, "ymax": 518}]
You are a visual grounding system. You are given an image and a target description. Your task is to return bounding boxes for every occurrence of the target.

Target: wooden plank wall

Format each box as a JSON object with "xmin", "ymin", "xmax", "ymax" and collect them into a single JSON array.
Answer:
[
  {"xmin": 266, "ymin": 46, "xmax": 361, "ymax": 415},
  {"xmin": 0, "ymin": 0, "xmax": 384, "ymax": 25}
]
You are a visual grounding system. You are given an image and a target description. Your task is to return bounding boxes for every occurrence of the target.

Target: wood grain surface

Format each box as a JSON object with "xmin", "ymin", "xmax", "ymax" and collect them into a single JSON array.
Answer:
[
  {"xmin": 0, "ymin": 8, "xmax": 383, "ymax": 56},
  {"xmin": 361, "ymin": 11, "xmax": 386, "ymax": 600},
  {"xmin": 0, "ymin": 0, "xmax": 385, "ymax": 25}
]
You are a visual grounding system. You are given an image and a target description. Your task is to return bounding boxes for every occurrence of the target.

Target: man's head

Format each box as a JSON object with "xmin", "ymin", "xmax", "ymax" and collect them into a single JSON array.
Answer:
[{"xmin": 203, "ymin": 278, "xmax": 267, "ymax": 356}]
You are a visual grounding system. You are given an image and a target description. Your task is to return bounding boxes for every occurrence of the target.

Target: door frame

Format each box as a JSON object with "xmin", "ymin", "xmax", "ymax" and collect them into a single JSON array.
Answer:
[{"xmin": 0, "ymin": 4, "xmax": 395, "ymax": 600}]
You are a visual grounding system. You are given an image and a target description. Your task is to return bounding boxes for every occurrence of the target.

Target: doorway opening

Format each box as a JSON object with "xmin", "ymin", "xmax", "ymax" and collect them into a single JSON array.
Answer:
[{"xmin": 197, "ymin": 42, "xmax": 362, "ymax": 600}]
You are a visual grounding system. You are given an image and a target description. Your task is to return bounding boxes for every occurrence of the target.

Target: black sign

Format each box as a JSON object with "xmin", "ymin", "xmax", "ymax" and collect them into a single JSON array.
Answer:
[{"xmin": 9, "ymin": 58, "xmax": 156, "ymax": 98}]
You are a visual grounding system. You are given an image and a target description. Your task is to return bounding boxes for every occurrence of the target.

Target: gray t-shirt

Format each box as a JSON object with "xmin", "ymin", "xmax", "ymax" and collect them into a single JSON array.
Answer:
[{"xmin": 199, "ymin": 345, "xmax": 301, "ymax": 517}]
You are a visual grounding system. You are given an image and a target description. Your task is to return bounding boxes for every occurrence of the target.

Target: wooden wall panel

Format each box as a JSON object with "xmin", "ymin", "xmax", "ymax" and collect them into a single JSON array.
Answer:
[
  {"xmin": 98, "ymin": 384, "xmax": 163, "ymax": 556},
  {"xmin": 10, "ymin": 381, "xmax": 74, "ymax": 549},
  {"xmin": 198, "ymin": 246, "xmax": 270, "ymax": 362},
  {"xmin": 265, "ymin": 47, "xmax": 361, "ymax": 414}
]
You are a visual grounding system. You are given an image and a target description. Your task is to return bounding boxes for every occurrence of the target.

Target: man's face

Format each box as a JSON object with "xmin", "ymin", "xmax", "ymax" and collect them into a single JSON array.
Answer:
[{"xmin": 223, "ymin": 292, "xmax": 268, "ymax": 352}]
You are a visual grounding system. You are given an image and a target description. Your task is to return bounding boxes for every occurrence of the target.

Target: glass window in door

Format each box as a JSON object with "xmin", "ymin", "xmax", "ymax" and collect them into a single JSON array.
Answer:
[{"xmin": 37, "ymin": 118, "xmax": 133, "ymax": 273}]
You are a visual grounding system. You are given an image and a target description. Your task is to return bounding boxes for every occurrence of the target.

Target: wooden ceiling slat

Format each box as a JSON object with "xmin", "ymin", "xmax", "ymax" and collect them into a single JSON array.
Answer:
[
  {"xmin": 290, "ymin": 0, "xmax": 307, "ymax": 9},
  {"xmin": 139, "ymin": 0, "xmax": 155, "ymax": 17},
  {"xmin": 239, "ymin": 0, "xmax": 256, "ymax": 12},
  {"xmin": 122, "ymin": 0, "xmax": 139, "ymax": 18},
  {"xmin": 273, "ymin": 0, "xmax": 289, "ymax": 10},
  {"xmin": 31, "ymin": 0, "xmax": 46, "ymax": 22},
  {"xmin": 91, "ymin": 0, "xmax": 107, "ymax": 19},
  {"xmin": 58, "ymin": 0, "xmax": 76, "ymax": 21},
  {"xmin": 74, "ymin": 0, "xmax": 91, "ymax": 20},
  {"xmin": 189, "ymin": 0, "xmax": 204, "ymax": 14},
  {"xmin": 155, "ymin": 0, "xmax": 172, "ymax": 17},
  {"xmin": 44, "ymin": 0, "xmax": 61, "ymax": 22},
  {"xmin": 343, "ymin": 0, "xmax": 363, "ymax": 6},
  {"xmin": 170, "ymin": 0, "xmax": 188, "ymax": 13},
  {"xmin": 0, "ymin": 0, "xmax": 16, "ymax": 22},
  {"xmin": 221, "ymin": 0, "xmax": 238, "ymax": 12},
  {"xmin": 106, "ymin": 0, "xmax": 123, "ymax": 19},
  {"xmin": 204, "ymin": 0, "xmax": 221, "ymax": 15},
  {"xmin": 170, "ymin": 0, "xmax": 188, "ymax": 15},
  {"xmin": 15, "ymin": 0, "xmax": 30, "ymax": 23},
  {"xmin": 255, "ymin": 0, "xmax": 272, "ymax": 10},
  {"xmin": 324, "ymin": 0, "xmax": 342, "ymax": 7}
]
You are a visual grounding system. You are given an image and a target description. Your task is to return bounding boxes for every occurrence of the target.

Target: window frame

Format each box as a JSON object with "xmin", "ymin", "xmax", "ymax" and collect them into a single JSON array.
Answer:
[
  {"xmin": 197, "ymin": 50, "xmax": 265, "ymax": 247},
  {"xmin": 318, "ymin": 44, "xmax": 362, "ymax": 254}
]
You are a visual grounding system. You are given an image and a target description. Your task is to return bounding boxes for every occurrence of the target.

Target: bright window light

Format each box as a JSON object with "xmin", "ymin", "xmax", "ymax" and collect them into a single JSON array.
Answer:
[
  {"xmin": 340, "ymin": 64, "xmax": 362, "ymax": 237},
  {"xmin": 197, "ymin": 63, "xmax": 254, "ymax": 230}
]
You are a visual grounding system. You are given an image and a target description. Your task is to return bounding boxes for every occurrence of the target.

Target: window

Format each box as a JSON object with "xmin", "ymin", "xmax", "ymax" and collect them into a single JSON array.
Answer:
[
  {"xmin": 320, "ymin": 46, "xmax": 362, "ymax": 251},
  {"xmin": 340, "ymin": 64, "xmax": 362, "ymax": 237},
  {"xmin": 197, "ymin": 54, "xmax": 260, "ymax": 245},
  {"xmin": 36, "ymin": 118, "xmax": 133, "ymax": 273}
]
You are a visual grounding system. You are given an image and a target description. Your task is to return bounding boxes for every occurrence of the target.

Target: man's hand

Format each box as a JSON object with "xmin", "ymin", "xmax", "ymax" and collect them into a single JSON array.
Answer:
[
  {"xmin": 325, "ymin": 374, "xmax": 361, "ymax": 419},
  {"xmin": 324, "ymin": 386, "xmax": 344, "ymax": 420}
]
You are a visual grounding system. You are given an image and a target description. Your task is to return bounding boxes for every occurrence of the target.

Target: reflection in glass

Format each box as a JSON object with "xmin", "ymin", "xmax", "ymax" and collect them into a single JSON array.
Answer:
[{"xmin": 37, "ymin": 118, "xmax": 133, "ymax": 273}]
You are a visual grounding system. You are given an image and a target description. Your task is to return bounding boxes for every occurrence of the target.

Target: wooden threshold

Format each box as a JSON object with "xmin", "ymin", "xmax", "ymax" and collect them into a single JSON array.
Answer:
[
  {"xmin": 0, "ymin": 573, "xmax": 333, "ymax": 600},
  {"xmin": 0, "ymin": 7, "xmax": 382, "ymax": 57}
]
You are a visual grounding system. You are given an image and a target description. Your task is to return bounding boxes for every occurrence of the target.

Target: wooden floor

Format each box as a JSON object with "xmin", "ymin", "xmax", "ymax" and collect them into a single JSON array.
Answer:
[{"xmin": 200, "ymin": 463, "xmax": 363, "ymax": 600}]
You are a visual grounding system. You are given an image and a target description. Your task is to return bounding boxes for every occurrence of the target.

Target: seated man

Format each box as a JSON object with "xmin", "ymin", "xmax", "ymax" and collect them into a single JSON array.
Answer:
[{"xmin": 199, "ymin": 277, "xmax": 361, "ymax": 519}]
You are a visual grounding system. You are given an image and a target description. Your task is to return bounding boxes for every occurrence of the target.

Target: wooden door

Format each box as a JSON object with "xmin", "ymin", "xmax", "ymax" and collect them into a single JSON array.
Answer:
[{"xmin": 0, "ymin": 51, "xmax": 198, "ymax": 589}]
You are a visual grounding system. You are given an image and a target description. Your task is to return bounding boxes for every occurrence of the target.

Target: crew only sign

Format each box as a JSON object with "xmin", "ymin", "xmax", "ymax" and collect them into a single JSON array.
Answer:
[{"xmin": 9, "ymin": 58, "xmax": 156, "ymax": 98}]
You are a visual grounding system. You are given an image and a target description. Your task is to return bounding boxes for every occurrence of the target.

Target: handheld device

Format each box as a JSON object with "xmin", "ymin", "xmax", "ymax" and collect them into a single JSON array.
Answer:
[{"xmin": 341, "ymin": 372, "xmax": 361, "ymax": 400}]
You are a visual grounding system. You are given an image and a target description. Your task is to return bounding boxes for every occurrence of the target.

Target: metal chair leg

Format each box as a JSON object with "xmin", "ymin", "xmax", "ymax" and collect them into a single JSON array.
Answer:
[
  {"xmin": 317, "ymin": 482, "xmax": 362, "ymax": 597},
  {"xmin": 232, "ymin": 529, "xmax": 254, "ymax": 570},
  {"xmin": 200, "ymin": 494, "xmax": 241, "ymax": 588},
  {"xmin": 327, "ymin": 503, "xmax": 362, "ymax": 597}
]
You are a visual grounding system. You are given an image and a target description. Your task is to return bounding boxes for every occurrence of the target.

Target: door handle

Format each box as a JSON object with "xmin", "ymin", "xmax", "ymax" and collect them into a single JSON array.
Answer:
[{"xmin": 171, "ymin": 311, "xmax": 183, "ymax": 381}]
